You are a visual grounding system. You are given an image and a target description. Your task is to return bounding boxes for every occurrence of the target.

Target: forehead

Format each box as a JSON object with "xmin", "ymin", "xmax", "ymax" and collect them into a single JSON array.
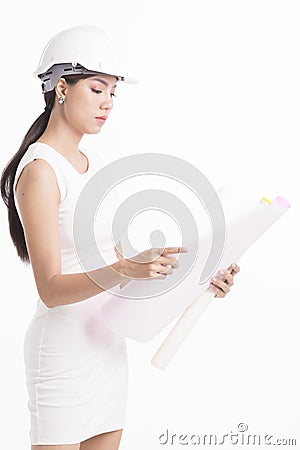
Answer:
[{"xmin": 85, "ymin": 73, "xmax": 118, "ymax": 87}]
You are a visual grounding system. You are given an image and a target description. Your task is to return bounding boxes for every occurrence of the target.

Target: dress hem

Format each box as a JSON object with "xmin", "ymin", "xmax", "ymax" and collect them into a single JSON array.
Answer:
[{"xmin": 29, "ymin": 423, "xmax": 126, "ymax": 445}]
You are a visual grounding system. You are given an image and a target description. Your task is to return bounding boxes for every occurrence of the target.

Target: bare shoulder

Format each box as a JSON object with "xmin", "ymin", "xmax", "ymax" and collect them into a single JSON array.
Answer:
[{"xmin": 15, "ymin": 157, "xmax": 60, "ymax": 203}]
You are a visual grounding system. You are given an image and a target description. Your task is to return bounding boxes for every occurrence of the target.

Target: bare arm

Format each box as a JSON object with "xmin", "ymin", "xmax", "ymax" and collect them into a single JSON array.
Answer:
[{"xmin": 15, "ymin": 159, "xmax": 125, "ymax": 308}]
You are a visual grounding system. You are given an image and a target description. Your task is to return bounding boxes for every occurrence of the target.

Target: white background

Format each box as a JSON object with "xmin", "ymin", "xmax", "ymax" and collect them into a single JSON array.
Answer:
[{"xmin": 0, "ymin": 1, "xmax": 299, "ymax": 448}]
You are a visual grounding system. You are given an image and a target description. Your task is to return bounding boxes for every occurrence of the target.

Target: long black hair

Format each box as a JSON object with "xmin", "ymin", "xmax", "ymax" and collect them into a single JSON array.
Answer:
[{"xmin": 0, "ymin": 73, "xmax": 94, "ymax": 264}]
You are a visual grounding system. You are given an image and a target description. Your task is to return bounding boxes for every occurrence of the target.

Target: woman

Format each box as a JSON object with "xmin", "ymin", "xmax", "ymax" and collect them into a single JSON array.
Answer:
[{"xmin": 1, "ymin": 25, "xmax": 239, "ymax": 450}]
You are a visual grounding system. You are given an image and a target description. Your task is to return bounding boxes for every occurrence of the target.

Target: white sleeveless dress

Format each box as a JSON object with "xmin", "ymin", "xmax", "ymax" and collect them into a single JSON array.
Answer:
[{"xmin": 13, "ymin": 142, "xmax": 128, "ymax": 445}]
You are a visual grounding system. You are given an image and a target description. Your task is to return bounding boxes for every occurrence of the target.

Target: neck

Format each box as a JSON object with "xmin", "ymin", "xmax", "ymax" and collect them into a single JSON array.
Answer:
[{"xmin": 37, "ymin": 106, "xmax": 83, "ymax": 156}]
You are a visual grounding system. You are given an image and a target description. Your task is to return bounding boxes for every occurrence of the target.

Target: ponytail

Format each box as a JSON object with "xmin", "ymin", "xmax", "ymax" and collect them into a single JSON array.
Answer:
[
  {"xmin": 1, "ymin": 73, "xmax": 96, "ymax": 264},
  {"xmin": 0, "ymin": 90, "xmax": 56, "ymax": 264}
]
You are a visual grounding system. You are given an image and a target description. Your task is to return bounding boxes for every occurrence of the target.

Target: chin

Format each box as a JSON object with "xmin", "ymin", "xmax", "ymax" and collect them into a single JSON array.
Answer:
[{"xmin": 84, "ymin": 126, "xmax": 103, "ymax": 135}]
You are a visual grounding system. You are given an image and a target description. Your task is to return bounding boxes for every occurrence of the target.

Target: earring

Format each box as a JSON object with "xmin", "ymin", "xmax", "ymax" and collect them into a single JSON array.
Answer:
[{"xmin": 58, "ymin": 97, "xmax": 65, "ymax": 104}]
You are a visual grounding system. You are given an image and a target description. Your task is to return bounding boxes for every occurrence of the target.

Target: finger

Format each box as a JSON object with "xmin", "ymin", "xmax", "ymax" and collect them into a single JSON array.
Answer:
[
  {"xmin": 114, "ymin": 243, "xmax": 123, "ymax": 260},
  {"xmin": 227, "ymin": 263, "xmax": 240, "ymax": 275},
  {"xmin": 210, "ymin": 277, "xmax": 230, "ymax": 294},
  {"xmin": 217, "ymin": 270, "xmax": 234, "ymax": 286},
  {"xmin": 153, "ymin": 272, "xmax": 168, "ymax": 280},
  {"xmin": 159, "ymin": 256, "xmax": 178, "ymax": 266},
  {"xmin": 213, "ymin": 270, "xmax": 233, "ymax": 286},
  {"xmin": 158, "ymin": 264, "xmax": 174, "ymax": 275},
  {"xmin": 120, "ymin": 279, "xmax": 131, "ymax": 289},
  {"xmin": 161, "ymin": 247, "xmax": 188, "ymax": 255},
  {"xmin": 115, "ymin": 252, "xmax": 123, "ymax": 261},
  {"xmin": 210, "ymin": 284, "xmax": 226, "ymax": 298}
]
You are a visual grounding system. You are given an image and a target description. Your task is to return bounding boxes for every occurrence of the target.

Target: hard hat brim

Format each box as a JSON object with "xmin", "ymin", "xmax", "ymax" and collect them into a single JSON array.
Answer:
[{"xmin": 35, "ymin": 63, "xmax": 137, "ymax": 94}]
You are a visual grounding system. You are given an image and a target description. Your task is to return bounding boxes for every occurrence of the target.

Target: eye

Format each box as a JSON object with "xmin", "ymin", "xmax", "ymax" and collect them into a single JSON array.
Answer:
[{"xmin": 91, "ymin": 88, "xmax": 116, "ymax": 98}]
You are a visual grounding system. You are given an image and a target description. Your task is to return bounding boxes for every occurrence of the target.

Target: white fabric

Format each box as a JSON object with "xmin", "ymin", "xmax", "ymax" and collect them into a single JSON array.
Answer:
[{"xmin": 14, "ymin": 142, "xmax": 128, "ymax": 445}]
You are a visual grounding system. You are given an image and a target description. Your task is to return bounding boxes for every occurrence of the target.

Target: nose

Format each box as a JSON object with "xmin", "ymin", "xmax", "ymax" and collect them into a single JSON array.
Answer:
[{"xmin": 100, "ymin": 92, "xmax": 113, "ymax": 111}]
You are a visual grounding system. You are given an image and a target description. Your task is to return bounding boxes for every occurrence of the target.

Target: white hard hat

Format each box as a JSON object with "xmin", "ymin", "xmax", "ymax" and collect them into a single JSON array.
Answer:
[{"xmin": 34, "ymin": 25, "xmax": 137, "ymax": 93}]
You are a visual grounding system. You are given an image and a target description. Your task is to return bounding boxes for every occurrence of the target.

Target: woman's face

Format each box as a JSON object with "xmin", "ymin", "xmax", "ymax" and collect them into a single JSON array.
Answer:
[{"xmin": 59, "ymin": 73, "xmax": 117, "ymax": 135}]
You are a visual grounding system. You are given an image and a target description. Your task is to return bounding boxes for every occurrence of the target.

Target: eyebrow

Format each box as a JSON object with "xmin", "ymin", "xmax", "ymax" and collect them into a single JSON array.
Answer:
[{"xmin": 91, "ymin": 77, "xmax": 117, "ymax": 89}]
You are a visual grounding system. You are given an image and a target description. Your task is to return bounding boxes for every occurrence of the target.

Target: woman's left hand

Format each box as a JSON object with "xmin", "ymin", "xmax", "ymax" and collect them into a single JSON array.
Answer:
[{"xmin": 210, "ymin": 263, "xmax": 240, "ymax": 298}]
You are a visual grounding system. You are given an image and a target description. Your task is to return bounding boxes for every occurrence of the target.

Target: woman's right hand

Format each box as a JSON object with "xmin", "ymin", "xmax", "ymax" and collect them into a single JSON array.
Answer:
[{"xmin": 117, "ymin": 246, "xmax": 188, "ymax": 282}]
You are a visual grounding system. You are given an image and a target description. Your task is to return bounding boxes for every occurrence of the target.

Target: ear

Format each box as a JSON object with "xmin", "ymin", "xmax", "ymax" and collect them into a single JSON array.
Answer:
[{"xmin": 55, "ymin": 77, "xmax": 68, "ymax": 100}]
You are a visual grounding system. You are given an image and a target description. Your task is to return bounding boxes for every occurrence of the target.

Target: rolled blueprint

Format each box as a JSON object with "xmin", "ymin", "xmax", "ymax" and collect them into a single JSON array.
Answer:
[
  {"xmin": 151, "ymin": 288, "xmax": 216, "ymax": 369},
  {"xmin": 100, "ymin": 187, "xmax": 291, "ymax": 346},
  {"xmin": 151, "ymin": 196, "xmax": 279, "ymax": 369}
]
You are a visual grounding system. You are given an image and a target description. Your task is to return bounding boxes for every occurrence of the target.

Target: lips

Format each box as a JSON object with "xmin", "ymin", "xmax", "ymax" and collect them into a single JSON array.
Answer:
[{"xmin": 95, "ymin": 116, "xmax": 107, "ymax": 121}]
